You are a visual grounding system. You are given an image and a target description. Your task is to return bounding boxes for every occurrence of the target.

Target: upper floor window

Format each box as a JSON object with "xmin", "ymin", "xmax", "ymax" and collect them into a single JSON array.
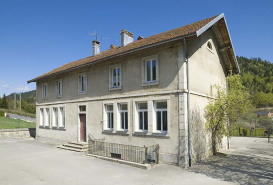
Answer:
[
  {"xmin": 119, "ymin": 103, "xmax": 128, "ymax": 130},
  {"xmin": 109, "ymin": 64, "xmax": 122, "ymax": 90},
  {"xmin": 154, "ymin": 101, "xmax": 167, "ymax": 132},
  {"xmin": 207, "ymin": 40, "xmax": 214, "ymax": 53},
  {"xmin": 78, "ymin": 74, "xmax": 87, "ymax": 93},
  {"xmin": 145, "ymin": 60, "xmax": 156, "ymax": 82},
  {"xmin": 42, "ymin": 83, "xmax": 48, "ymax": 99},
  {"xmin": 106, "ymin": 104, "xmax": 114, "ymax": 129},
  {"xmin": 137, "ymin": 102, "xmax": 148, "ymax": 131},
  {"xmin": 142, "ymin": 55, "xmax": 159, "ymax": 85},
  {"xmin": 56, "ymin": 79, "xmax": 62, "ymax": 97}
]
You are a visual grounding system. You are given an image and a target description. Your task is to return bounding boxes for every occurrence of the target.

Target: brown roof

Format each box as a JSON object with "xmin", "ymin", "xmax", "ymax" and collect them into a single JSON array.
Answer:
[{"xmin": 28, "ymin": 15, "xmax": 219, "ymax": 83}]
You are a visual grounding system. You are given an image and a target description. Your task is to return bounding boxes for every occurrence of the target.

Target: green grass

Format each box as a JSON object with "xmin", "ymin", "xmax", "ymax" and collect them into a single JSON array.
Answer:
[{"xmin": 0, "ymin": 117, "xmax": 35, "ymax": 130}]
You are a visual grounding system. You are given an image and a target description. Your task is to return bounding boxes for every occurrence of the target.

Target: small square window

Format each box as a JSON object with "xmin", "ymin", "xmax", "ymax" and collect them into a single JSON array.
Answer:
[{"xmin": 79, "ymin": 106, "xmax": 86, "ymax": 112}]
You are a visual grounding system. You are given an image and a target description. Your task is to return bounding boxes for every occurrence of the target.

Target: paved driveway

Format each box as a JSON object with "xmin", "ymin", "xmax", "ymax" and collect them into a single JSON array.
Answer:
[
  {"xmin": 8, "ymin": 113, "xmax": 36, "ymax": 123},
  {"xmin": 0, "ymin": 138, "xmax": 233, "ymax": 185},
  {"xmin": 190, "ymin": 137, "xmax": 273, "ymax": 185}
]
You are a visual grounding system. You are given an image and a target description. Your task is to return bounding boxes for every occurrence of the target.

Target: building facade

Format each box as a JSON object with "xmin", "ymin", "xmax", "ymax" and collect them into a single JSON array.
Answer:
[{"xmin": 28, "ymin": 13, "xmax": 239, "ymax": 167}]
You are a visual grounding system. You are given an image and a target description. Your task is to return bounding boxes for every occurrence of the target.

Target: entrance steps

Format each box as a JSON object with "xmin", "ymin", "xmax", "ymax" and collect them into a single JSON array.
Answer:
[{"xmin": 57, "ymin": 141, "xmax": 88, "ymax": 152}]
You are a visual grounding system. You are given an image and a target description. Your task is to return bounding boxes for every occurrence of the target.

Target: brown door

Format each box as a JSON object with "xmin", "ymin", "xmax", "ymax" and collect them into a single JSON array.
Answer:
[{"xmin": 79, "ymin": 114, "xmax": 86, "ymax": 142}]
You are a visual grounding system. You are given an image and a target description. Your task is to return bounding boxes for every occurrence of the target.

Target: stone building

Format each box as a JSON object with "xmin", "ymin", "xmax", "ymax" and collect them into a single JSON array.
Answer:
[{"xmin": 28, "ymin": 13, "xmax": 239, "ymax": 167}]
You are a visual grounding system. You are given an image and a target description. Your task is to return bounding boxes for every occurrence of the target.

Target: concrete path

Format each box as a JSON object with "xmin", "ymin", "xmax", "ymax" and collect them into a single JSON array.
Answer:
[
  {"xmin": 0, "ymin": 138, "xmax": 234, "ymax": 185},
  {"xmin": 8, "ymin": 113, "xmax": 36, "ymax": 123},
  {"xmin": 190, "ymin": 137, "xmax": 273, "ymax": 185}
]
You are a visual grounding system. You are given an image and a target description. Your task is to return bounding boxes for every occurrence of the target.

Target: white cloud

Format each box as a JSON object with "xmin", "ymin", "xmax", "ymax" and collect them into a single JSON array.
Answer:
[
  {"xmin": 0, "ymin": 80, "xmax": 5, "ymax": 84},
  {"xmin": 2, "ymin": 84, "xmax": 30, "ymax": 92}
]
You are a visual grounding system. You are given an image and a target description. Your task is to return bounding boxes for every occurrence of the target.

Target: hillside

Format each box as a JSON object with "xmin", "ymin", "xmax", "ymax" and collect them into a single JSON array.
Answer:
[{"xmin": 238, "ymin": 56, "xmax": 273, "ymax": 108}]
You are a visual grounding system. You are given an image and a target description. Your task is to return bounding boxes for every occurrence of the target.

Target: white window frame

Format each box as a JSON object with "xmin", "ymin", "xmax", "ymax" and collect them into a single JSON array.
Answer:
[
  {"xmin": 52, "ymin": 107, "xmax": 59, "ymax": 127},
  {"xmin": 59, "ymin": 107, "xmax": 65, "ymax": 128},
  {"xmin": 45, "ymin": 108, "xmax": 50, "ymax": 127},
  {"xmin": 136, "ymin": 102, "xmax": 148, "ymax": 132},
  {"xmin": 118, "ymin": 103, "xmax": 128, "ymax": 131},
  {"xmin": 56, "ymin": 79, "xmax": 62, "ymax": 97},
  {"xmin": 40, "ymin": 108, "xmax": 44, "ymax": 126},
  {"xmin": 42, "ymin": 83, "xmax": 48, "ymax": 99},
  {"xmin": 109, "ymin": 64, "xmax": 122, "ymax": 90},
  {"xmin": 105, "ymin": 104, "xmax": 114, "ymax": 130},
  {"xmin": 142, "ymin": 54, "xmax": 159, "ymax": 86},
  {"xmin": 78, "ymin": 74, "xmax": 87, "ymax": 94},
  {"xmin": 154, "ymin": 101, "xmax": 168, "ymax": 133}
]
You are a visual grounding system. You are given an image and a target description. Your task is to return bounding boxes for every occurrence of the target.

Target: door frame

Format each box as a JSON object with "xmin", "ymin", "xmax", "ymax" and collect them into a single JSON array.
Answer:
[{"xmin": 78, "ymin": 104, "xmax": 87, "ymax": 142}]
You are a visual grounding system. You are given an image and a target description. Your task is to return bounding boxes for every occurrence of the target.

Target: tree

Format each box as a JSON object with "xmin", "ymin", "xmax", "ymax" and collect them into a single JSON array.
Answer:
[
  {"xmin": 1, "ymin": 94, "xmax": 8, "ymax": 109},
  {"xmin": 204, "ymin": 73, "xmax": 253, "ymax": 155}
]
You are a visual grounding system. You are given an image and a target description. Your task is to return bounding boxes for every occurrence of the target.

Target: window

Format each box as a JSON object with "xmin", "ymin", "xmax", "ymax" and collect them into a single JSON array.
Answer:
[
  {"xmin": 155, "ymin": 101, "xmax": 167, "ymax": 132},
  {"xmin": 53, "ymin": 107, "xmax": 58, "ymax": 127},
  {"xmin": 207, "ymin": 41, "xmax": 213, "ymax": 53},
  {"xmin": 78, "ymin": 74, "xmax": 87, "ymax": 93},
  {"xmin": 145, "ymin": 60, "xmax": 157, "ymax": 82},
  {"xmin": 42, "ymin": 84, "xmax": 48, "ymax": 99},
  {"xmin": 119, "ymin": 104, "xmax": 128, "ymax": 130},
  {"xmin": 106, "ymin": 104, "xmax": 113, "ymax": 129},
  {"xmin": 109, "ymin": 64, "xmax": 122, "ymax": 90},
  {"xmin": 45, "ymin": 108, "xmax": 50, "ymax": 127},
  {"xmin": 142, "ymin": 55, "xmax": 159, "ymax": 85},
  {"xmin": 79, "ymin": 105, "xmax": 86, "ymax": 112},
  {"xmin": 137, "ymin": 102, "xmax": 148, "ymax": 131},
  {"xmin": 40, "ymin": 108, "xmax": 44, "ymax": 126},
  {"xmin": 56, "ymin": 80, "xmax": 62, "ymax": 97},
  {"xmin": 60, "ymin": 107, "xmax": 65, "ymax": 127}
]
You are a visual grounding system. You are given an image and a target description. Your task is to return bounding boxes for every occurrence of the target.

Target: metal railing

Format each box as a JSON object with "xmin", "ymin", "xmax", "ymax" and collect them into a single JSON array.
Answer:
[{"xmin": 88, "ymin": 139, "xmax": 159, "ymax": 164}]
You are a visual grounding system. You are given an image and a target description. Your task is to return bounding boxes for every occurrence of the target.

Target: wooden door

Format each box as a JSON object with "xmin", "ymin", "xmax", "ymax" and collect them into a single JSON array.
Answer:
[{"xmin": 79, "ymin": 114, "xmax": 86, "ymax": 142}]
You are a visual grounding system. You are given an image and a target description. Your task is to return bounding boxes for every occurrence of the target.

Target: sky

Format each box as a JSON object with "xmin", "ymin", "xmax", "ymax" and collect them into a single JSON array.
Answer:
[{"xmin": 0, "ymin": 0, "xmax": 272, "ymax": 97}]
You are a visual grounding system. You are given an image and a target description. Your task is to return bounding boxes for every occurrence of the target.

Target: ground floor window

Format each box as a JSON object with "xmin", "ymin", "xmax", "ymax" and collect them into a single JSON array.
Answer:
[
  {"xmin": 40, "ymin": 108, "xmax": 44, "ymax": 126},
  {"xmin": 137, "ymin": 102, "xmax": 148, "ymax": 131},
  {"xmin": 119, "ymin": 103, "xmax": 128, "ymax": 130},
  {"xmin": 155, "ymin": 101, "xmax": 167, "ymax": 132},
  {"xmin": 45, "ymin": 108, "xmax": 50, "ymax": 127},
  {"xmin": 53, "ymin": 107, "xmax": 58, "ymax": 127},
  {"xmin": 106, "ymin": 104, "xmax": 113, "ymax": 129},
  {"xmin": 60, "ymin": 107, "xmax": 65, "ymax": 127}
]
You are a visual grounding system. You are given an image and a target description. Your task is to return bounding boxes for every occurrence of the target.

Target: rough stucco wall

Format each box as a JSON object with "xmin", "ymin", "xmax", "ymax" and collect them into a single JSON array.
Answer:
[
  {"xmin": 188, "ymin": 29, "xmax": 228, "ymax": 162},
  {"xmin": 36, "ymin": 44, "xmax": 179, "ymax": 104},
  {"xmin": 35, "ymin": 43, "xmax": 181, "ymax": 165}
]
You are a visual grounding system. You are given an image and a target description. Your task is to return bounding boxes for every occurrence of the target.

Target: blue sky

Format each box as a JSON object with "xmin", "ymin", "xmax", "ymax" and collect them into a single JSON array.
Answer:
[{"xmin": 0, "ymin": 0, "xmax": 272, "ymax": 97}]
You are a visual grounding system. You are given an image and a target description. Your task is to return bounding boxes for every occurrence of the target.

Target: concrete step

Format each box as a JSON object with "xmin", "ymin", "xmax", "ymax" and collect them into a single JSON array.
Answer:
[
  {"xmin": 68, "ymin": 141, "xmax": 88, "ymax": 147},
  {"xmin": 57, "ymin": 145, "xmax": 88, "ymax": 152},
  {"xmin": 63, "ymin": 143, "xmax": 88, "ymax": 150}
]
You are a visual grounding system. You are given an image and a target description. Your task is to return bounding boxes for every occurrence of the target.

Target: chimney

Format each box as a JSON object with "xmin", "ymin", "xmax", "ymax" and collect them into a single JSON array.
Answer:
[
  {"xmin": 92, "ymin": 40, "xmax": 100, "ymax": 56},
  {"xmin": 120, "ymin": 29, "xmax": 133, "ymax": 47}
]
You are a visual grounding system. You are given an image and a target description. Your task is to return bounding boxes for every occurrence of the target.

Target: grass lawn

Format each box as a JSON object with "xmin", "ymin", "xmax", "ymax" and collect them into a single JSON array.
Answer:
[{"xmin": 0, "ymin": 117, "xmax": 35, "ymax": 129}]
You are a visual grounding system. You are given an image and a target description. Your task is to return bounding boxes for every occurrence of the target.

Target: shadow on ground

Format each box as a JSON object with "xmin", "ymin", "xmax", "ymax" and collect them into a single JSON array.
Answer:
[{"xmin": 189, "ymin": 153, "xmax": 273, "ymax": 185}]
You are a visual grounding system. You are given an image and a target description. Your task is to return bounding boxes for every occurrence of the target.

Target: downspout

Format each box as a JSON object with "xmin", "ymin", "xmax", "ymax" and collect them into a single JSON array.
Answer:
[
  {"xmin": 226, "ymin": 77, "xmax": 230, "ymax": 149},
  {"xmin": 183, "ymin": 37, "xmax": 192, "ymax": 167}
]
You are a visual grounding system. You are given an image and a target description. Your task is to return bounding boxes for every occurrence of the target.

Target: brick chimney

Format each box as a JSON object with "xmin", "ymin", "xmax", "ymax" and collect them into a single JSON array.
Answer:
[
  {"xmin": 120, "ymin": 29, "xmax": 133, "ymax": 47},
  {"xmin": 92, "ymin": 40, "xmax": 100, "ymax": 56}
]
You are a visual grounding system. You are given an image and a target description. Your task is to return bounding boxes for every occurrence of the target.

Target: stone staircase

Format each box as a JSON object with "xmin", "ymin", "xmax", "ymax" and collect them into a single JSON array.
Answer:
[{"xmin": 57, "ymin": 141, "xmax": 88, "ymax": 152}]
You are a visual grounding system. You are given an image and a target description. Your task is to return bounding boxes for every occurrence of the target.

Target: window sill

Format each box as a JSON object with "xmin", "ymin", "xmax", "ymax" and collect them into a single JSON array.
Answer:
[
  {"xmin": 109, "ymin": 87, "xmax": 122, "ymax": 91},
  {"xmin": 56, "ymin": 95, "xmax": 62, "ymax": 98},
  {"xmin": 39, "ymin": 126, "xmax": 50, "ymax": 129},
  {"xmin": 207, "ymin": 47, "xmax": 214, "ymax": 54},
  {"xmin": 142, "ymin": 81, "xmax": 159, "ymax": 87},
  {"xmin": 102, "ymin": 130, "xmax": 129, "ymax": 136},
  {"xmin": 133, "ymin": 132, "xmax": 170, "ymax": 138},
  {"xmin": 78, "ymin": 91, "xmax": 87, "ymax": 95}
]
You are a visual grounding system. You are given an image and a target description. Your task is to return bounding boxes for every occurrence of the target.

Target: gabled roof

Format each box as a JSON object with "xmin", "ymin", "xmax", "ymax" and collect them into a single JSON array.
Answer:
[{"xmin": 28, "ymin": 13, "xmax": 239, "ymax": 83}]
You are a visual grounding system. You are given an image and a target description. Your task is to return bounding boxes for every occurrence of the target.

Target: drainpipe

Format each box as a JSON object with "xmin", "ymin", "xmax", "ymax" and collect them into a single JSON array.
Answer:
[
  {"xmin": 226, "ymin": 77, "xmax": 230, "ymax": 149},
  {"xmin": 183, "ymin": 37, "xmax": 192, "ymax": 167}
]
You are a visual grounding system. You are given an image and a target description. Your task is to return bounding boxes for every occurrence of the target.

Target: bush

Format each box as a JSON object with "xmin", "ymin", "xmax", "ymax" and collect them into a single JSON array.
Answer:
[
  {"xmin": 0, "ymin": 111, "xmax": 4, "ymax": 117},
  {"xmin": 231, "ymin": 127, "xmax": 264, "ymax": 137}
]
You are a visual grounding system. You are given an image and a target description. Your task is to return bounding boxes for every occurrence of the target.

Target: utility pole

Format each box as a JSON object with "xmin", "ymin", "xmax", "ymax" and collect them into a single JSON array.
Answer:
[
  {"xmin": 14, "ymin": 92, "xmax": 16, "ymax": 110},
  {"xmin": 19, "ymin": 93, "xmax": 21, "ymax": 110}
]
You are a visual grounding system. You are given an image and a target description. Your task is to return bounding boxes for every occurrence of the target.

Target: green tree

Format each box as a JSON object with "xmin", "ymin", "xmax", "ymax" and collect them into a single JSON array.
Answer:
[
  {"xmin": 1, "ymin": 94, "xmax": 8, "ymax": 109},
  {"xmin": 204, "ymin": 74, "xmax": 253, "ymax": 155}
]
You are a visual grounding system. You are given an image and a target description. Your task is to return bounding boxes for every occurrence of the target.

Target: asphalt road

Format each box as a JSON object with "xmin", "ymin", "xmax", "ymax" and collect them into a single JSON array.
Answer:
[
  {"xmin": 8, "ymin": 113, "xmax": 36, "ymax": 123},
  {"xmin": 0, "ymin": 138, "xmax": 234, "ymax": 185},
  {"xmin": 190, "ymin": 137, "xmax": 273, "ymax": 185}
]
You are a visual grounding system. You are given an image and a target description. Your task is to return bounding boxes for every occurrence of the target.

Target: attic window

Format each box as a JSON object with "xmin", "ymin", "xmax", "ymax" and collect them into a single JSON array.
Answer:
[{"xmin": 207, "ymin": 41, "xmax": 213, "ymax": 53}]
